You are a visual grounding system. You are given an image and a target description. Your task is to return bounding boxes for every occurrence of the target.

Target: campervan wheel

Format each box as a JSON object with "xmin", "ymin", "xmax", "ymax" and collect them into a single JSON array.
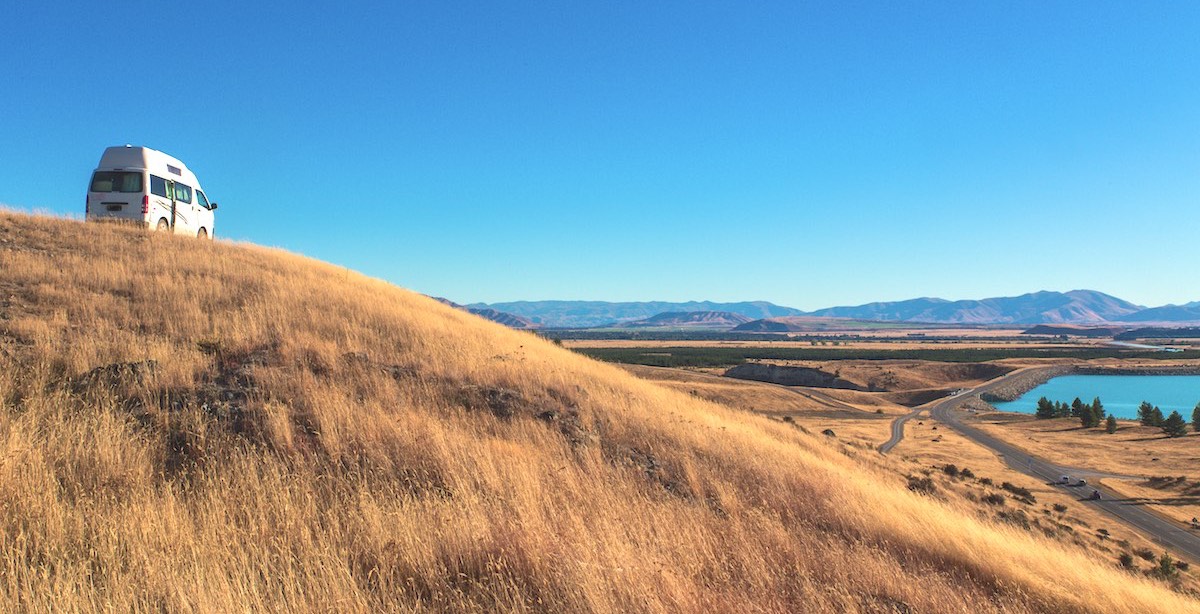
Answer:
[{"xmin": 156, "ymin": 218, "xmax": 170, "ymax": 232}]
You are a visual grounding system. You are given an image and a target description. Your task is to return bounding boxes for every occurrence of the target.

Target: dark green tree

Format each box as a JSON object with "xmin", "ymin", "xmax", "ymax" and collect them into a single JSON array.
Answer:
[
  {"xmin": 1091, "ymin": 397, "xmax": 1105, "ymax": 421},
  {"xmin": 1138, "ymin": 401, "xmax": 1153, "ymax": 423},
  {"xmin": 1105, "ymin": 415, "xmax": 1118, "ymax": 434},
  {"xmin": 1192, "ymin": 402, "xmax": 1200, "ymax": 433},
  {"xmin": 1138, "ymin": 401, "xmax": 1161, "ymax": 426},
  {"xmin": 1070, "ymin": 397, "xmax": 1085, "ymax": 418},
  {"xmin": 1162, "ymin": 410, "xmax": 1188, "ymax": 438},
  {"xmin": 1035, "ymin": 396, "xmax": 1056, "ymax": 419},
  {"xmin": 1055, "ymin": 401, "xmax": 1071, "ymax": 418},
  {"xmin": 1151, "ymin": 406, "xmax": 1166, "ymax": 427}
]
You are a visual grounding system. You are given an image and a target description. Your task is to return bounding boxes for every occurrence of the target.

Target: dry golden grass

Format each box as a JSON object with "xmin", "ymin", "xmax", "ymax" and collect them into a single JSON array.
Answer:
[
  {"xmin": 969, "ymin": 414, "xmax": 1200, "ymax": 527},
  {"xmin": 1, "ymin": 211, "xmax": 1198, "ymax": 612},
  {"xmin": 890, "ymin": 410, "xmax": 1193, "ymax": 582},
  {"xmin": 616, "ymin": 364, "xmax": 907, "ymax": 415},
  {"xmin": 617, "ymin": 365, "xmax": 834, "ymax": 413},
  {"xmin": 618, "ymin": 366, "xmax": 898, "ymax": 447}
]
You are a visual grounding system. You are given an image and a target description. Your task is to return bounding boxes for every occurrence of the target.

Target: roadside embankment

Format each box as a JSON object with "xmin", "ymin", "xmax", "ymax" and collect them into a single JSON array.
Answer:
[
  {"xmin": 978, "ymin": 366, "xmax": 1073, "ymax": 403},
  {"xmin": 724, "ymin": 362, "xmax": 865, "ymax": 389}
]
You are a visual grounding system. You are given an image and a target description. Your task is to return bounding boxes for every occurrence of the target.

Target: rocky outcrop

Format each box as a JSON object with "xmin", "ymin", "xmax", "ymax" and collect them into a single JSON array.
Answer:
[{"xmin": 724, "ymin": 363, "xmax": 864, "ymax": 390}]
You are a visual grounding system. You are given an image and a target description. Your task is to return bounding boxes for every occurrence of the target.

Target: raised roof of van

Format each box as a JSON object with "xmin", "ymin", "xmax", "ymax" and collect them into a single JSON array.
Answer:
[{"xmin": 96, "ymin": 146, "xmax": 200, "ymax": 188}]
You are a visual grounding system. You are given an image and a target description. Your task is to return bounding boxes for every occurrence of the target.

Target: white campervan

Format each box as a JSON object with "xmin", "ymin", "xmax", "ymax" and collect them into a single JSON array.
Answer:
[{"xmin": 85, "ymin": 145, "xmax": 218, "ymax": 238}]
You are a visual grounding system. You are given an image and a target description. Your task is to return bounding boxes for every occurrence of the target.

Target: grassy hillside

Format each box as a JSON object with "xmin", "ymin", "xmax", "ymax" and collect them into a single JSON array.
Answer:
[{"xmin": 0, "ymin": 211, "xmax": 1196, "ymax": 613}]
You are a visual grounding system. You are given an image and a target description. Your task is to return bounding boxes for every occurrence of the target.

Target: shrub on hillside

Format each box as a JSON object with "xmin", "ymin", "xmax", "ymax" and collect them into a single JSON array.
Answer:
[
  {"xmin": 1001, "ymin": 482, "xmax": 1036, "ymax": 504},
  {"xmin": 997, "ymin": 509, "xmax": 1031, "ymax": 530},
  {"xmin": 906, "ymin": 475, "xmax": 937, "ymax": 495},
  {"xmin": 1153, "ymin": 553, "xmax": 1180, "ymax": 582}
]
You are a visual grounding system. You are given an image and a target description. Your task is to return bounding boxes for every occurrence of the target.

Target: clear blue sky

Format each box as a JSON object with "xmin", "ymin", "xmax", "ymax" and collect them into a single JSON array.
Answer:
[{"xmin": 2, "ymin": 2, "xmax": 1197, "ymax": 310}]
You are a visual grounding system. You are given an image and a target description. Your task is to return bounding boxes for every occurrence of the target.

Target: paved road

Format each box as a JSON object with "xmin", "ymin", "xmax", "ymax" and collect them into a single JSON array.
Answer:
[
  {"xmin": 876, "ymin": 368, "xmax": 1042, "ymax": 454},
  {"xmin": 879, "ymin": 406, "xmax": 926, "ymax": 454},
  {"xmin": 893, "ymin": 368, "xmax": 1200, "ymax": 562}
]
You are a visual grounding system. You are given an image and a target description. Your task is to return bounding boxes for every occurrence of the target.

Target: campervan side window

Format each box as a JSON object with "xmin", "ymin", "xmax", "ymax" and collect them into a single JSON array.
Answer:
[
  {"xmin": 174, "ymin": 183, "xmax": 193, "ymax": 204},
  {"xmin": 91, "ymin": 171, "xmax": 143, "ymax": 193},
  {"xmin": 197, "ymin": 190, "xmax": 211, "ymax": 210},
  {"xmin": 150, "ymin": 175, "xmax": 169, "ymax": 198}
]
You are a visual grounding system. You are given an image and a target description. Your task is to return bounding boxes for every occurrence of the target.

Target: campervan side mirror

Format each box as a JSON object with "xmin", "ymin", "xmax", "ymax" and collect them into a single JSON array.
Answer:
[{"xmin": 210, "ymin": 202, "xmax": 218, "ymax": 210}]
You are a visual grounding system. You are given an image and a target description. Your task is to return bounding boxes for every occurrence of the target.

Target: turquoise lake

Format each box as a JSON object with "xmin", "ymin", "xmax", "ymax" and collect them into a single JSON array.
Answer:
[{"xmin": 992, "ymin": 375, "xmax": 1200, "ymax": 419}]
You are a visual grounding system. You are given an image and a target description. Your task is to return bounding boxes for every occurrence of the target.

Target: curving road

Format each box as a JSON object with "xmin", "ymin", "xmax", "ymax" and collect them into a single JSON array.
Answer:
[
  {"xmin": 879, "ymin": 406, "xmax": 925, "ymax": 454},
  {"xmin": 877, "ymin": 367, "xmax": 1044, "ymax": 454},
  {"xmin": 883, "ymin": 367, "xmax": 1200, "ymax": 562}
]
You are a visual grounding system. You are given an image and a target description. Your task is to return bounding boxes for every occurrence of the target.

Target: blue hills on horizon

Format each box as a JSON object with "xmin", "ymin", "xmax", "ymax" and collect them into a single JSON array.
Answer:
[{"xmin": 468, "ymin": 290, "xmax": 1200, "ymax": 329}]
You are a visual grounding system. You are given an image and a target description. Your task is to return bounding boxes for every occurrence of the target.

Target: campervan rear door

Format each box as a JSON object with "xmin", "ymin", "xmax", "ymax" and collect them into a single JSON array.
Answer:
[{"xmin": 87, "ymin": 170, "xmax": 145, "ymax": 222}]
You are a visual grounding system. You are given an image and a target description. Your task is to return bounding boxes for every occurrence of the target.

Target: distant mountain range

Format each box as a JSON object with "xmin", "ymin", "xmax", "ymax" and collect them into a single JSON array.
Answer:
[
  {"xmin": 431, "ymin": 297, "xmax": 539, "ymax": 329},
  {"xmin": 466, "ymin": 301, "xmax": 804, "ymax": 328},
  {"xmin": 1119, "ymin": 302, "xmax": 1200, "ymax": 323},
  {"xmin": 805, "ymin": 290, "xmax": 1144, "ymax": 325},
  {"xmin": 463, "ymin": 291, "xmax": 1200, "ymax": 329},
  {"xmin": 730, "ymin": 316, "xmax": 920, "ymax": 332}
]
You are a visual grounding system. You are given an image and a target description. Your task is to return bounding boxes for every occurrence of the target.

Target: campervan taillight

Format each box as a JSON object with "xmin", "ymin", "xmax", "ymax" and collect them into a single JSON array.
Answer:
[{"xmin": 141, "ymin": 195, "xmax": 149, "ymax": 215}]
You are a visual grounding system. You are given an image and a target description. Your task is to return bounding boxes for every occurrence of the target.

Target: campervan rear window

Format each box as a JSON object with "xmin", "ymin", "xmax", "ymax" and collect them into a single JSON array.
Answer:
[{"xmin": 90, "ymin": 171, "xmax": 143, "ymax": 193}]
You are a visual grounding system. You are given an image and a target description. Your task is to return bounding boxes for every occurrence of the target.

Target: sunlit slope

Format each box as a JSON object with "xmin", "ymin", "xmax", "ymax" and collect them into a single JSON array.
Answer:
[{"xmin": 0, "ymin": 211, "xmax": 1194, "ymax": 613}]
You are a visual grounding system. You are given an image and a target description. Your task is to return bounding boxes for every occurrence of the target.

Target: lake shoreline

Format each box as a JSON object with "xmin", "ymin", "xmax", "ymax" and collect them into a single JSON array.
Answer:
[
  {"xmin": 980, "ymin": 364, "xmax": 1200, "ymax": 404},
  {"xmin": 980, "ymin": 368, "xmax": 1200, "ymax": 419}
]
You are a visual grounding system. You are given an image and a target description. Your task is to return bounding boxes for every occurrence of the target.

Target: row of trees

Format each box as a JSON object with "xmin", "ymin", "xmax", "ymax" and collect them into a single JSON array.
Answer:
[
  {"xmin": 1034, "ymin": 396, "xmax": 1200, "ymax": 437},
  {"xmin": 1034, "ymin": 396, "xmax": 1108, "ymax": 428},
  {"xmin": 1136, "ymin": 401, "xmax": 1200, "ymax": 438}
]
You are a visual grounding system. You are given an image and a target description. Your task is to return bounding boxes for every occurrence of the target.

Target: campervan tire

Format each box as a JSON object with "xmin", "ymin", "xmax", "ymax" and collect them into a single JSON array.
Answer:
[
  {"xmin": 156, "ymin": 218, "xmax": 170, "ymax": 232},
  {"xmin": 197, "ymin": 228, "xmax": 208, "ymax": 240}
]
